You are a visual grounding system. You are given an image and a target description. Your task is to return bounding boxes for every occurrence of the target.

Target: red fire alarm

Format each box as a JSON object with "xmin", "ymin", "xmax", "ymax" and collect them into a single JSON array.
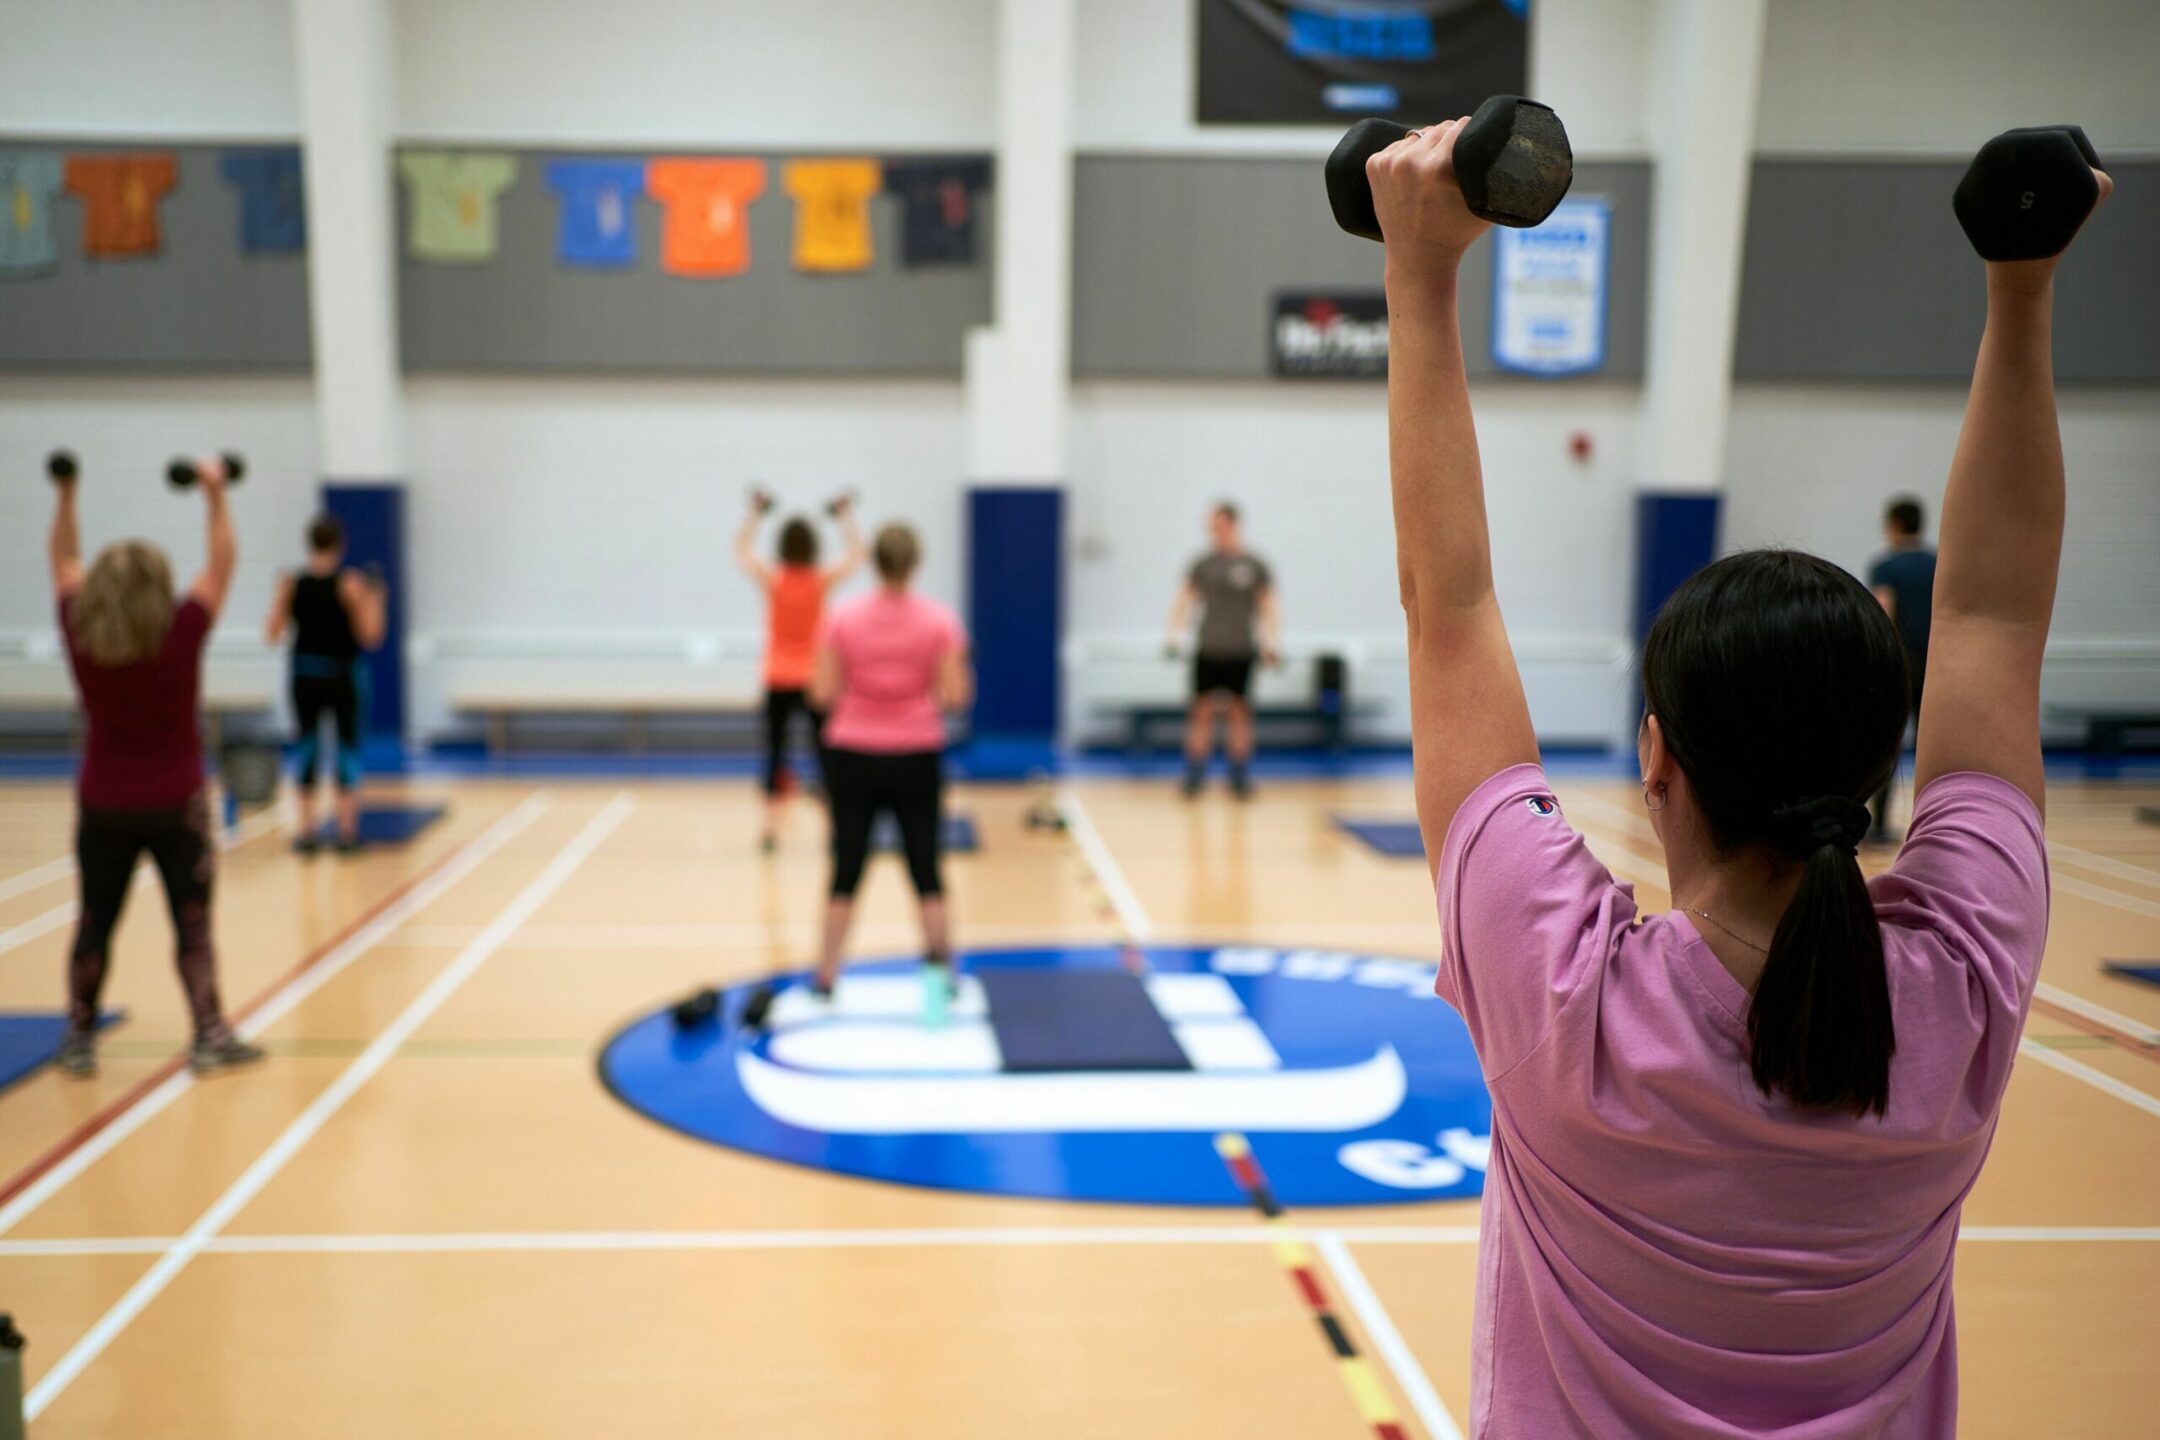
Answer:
[{"xmin": 1568, "ymin": 430, "xmax": 1593, "ymax": 464}]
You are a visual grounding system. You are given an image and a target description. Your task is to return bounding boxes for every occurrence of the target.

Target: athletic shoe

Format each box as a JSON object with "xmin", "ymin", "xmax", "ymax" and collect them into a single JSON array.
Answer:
[
  {"xmin": 1230, "ymin": 770, "xmax": 1253, "ymax": 801},
  {"xmin": 1181, "ymin": 769, "xmax": 1205, "ymax": 800},
  {"xmin": 921, "ymin": 957, "xmax": 952, "ymax": 1029},
  {"xmin": 293, "ymin": 834, "xmax": 322, "ymax": 856},
  {"xmin": 56, "ymin": 1034, "xmax": 96, "ymax": 1078},
  {"xmin": 759, "ymin": 833, "xmax": 777, "ymax": 855},
  {"xmin": 335, "ymin": 835, "xmax": 362, "ymax": 856},
  {"xmin": 189, "ymin": 1035, "xmax": 266, "ymax": 1075}
]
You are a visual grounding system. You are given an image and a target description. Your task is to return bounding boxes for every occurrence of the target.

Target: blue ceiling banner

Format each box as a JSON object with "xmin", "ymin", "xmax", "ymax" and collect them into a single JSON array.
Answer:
[
  {"xmin": 599, "ymin": 943, "xmax": 1492, "ymax": 1207},
  {"xmin": 1196, "ymin": 0, "xmax": 1530, "ymax": 126}
]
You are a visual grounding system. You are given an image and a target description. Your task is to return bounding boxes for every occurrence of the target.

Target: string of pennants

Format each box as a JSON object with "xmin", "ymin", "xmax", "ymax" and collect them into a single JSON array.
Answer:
[{"xmin": 0, "ymin": 147, "xmax": 992, "ymax": 278}]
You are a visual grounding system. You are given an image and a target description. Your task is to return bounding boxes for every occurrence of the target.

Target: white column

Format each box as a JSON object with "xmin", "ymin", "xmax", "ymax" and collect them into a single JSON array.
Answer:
[
  {"xmin": 1638, "ymin": 0, "xmax": 1768, "ymax": 494},
  {"xmin": 293, "ymin": 0, "xmax": 405, "ymax": 479},
  {"xmin": 964, "ymin": 0, "xmax": 1076, "ymax": 482}
]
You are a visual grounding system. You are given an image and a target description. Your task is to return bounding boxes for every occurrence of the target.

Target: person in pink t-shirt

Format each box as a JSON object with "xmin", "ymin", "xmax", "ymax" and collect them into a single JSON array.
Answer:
[
  {"xmin": 1367, "ymin": 118, "xmax": 2108, "ymax": 1436},
  {"xmin": 807, "ymin": 522, "xmax": 973, "ymax": 1008}
]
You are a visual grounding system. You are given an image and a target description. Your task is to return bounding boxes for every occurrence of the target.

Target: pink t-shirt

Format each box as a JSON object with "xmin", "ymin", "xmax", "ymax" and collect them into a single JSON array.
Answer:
[
  {"xmin": 1436, "ymin": 764, "xmax": 2049, "ymax": 1439},
  {"xmin": 820, "ymin": 589, "xmax": 964, "ymax": 754}
]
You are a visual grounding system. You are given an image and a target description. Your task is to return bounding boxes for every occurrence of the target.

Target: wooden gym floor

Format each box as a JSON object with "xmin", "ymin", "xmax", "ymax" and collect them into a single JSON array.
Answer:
[{"xmin": 0, "ymin": 770, "xmax": 2155, "ymax": 1438}]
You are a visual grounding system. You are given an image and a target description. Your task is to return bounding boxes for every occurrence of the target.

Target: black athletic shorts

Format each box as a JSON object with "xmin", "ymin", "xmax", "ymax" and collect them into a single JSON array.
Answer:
[{"xmin": 1192, "ymin": 654, "xmax": 1255, "ymax": 700}]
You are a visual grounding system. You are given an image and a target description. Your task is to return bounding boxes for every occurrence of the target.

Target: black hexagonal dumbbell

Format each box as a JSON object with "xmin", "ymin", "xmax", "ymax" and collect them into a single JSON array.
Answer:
[
  {"xmin": 1953, "ymin": 125, "xmax": 2104, "ymax": 262},
  {"xmin": 1326, "ymin": 94, "xmax": 1574, "ymax": 243},
  {"xmin": 165, "ymin": 452, "xmax": 248, "ymax": 490},
  {"xmin": 46, "ymin": 449, "xmax": 79, "ymax": 484}
]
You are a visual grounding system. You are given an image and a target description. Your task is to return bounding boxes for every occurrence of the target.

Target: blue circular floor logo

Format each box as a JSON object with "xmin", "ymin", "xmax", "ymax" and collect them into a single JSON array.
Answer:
[{"xmin": 599, "ymin": 945, "xmax": 1491, "ymax": 1208}]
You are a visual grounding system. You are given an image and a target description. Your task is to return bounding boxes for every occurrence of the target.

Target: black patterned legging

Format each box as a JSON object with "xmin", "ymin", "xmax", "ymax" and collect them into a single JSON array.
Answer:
[{"xmin": 68, "ymin": 789, "xmax": 231, "ymax": 1042}]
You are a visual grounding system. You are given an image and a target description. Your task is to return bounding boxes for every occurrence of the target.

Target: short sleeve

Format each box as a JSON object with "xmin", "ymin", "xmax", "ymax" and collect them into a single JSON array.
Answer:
[
  {"xmin": 477, "ymin": 154, "xmax": 519, "ymax": 195},
  {"xmin": 1186, "ymin": 556, "xmax": 1206, "ymax": 588},
  {"xmin": 1253, "ymin": 557, "xmax": 1274, "ymax": 591},
  {"xmin": 1871, "ymin": 773, "xmax": 2050, "ymax": 1011},
  {"xmin": 170, "ymin": 597, "xmax": 212, "ymax": 655},
  {"xmin": 1434, "ymin": 764, "xmax": 1637, "ymax": 1080},
  {"xmin": 144, "ymin": 155, "xmax": 176, "ymax": 195},
  {"xmin": 1867, "ymin": 555, "xmax": 1891, "ymax": 588}
]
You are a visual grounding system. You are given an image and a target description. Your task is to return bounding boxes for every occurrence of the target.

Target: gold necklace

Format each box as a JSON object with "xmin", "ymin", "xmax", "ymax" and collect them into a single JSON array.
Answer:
[{"xmin": 1679, "ymin": 906, "xmax": 1769, "ymax": 955}]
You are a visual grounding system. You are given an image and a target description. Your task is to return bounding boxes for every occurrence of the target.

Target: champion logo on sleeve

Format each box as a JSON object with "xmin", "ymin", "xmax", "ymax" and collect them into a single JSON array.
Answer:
[{"xmin": 1525, "ymin": 796, "xmax": 1559, "ymax": 817}]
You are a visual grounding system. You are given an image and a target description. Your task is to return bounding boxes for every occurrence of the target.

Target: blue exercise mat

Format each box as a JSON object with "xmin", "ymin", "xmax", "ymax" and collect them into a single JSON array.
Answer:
[
  {"xmin": 871, "ymin": 813, "xmax": 978, "ymax": 854},
  {"xmin": 2102, "ymin": 962, "xmax": 2160, "ymax": 989},
  {"xmin": 0, "ymin": 1012, "xmax": 119, "ymax": 1094},
  {"xmin": 1334, "ymin": 817, "xmax": 1427, "ymax": 859},
  {"xmin": 315, "ymin": 804, "xmax": 447, "ymax": 847},
  {"xmin": 980, "ymin": 967, "xmax": 1191, "ymax": 1073}
]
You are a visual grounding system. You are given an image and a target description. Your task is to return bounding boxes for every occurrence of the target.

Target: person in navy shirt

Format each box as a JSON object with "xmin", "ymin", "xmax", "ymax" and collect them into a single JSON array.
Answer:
[{"xmin": 1868, "ymin": 496, "xmax": 1938, "ymax": 841}]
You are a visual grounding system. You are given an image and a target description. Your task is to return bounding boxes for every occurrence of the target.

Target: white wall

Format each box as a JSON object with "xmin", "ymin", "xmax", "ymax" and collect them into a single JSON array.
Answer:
[{"xmin": 0, "ymin": 0, "xmax": 298, "ymax": 139}]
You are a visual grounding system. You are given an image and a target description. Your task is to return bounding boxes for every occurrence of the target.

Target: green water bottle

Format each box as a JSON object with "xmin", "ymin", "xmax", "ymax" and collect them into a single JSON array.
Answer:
[{"xmin": 0, "ymin": 1312, "xmax": 25, "ymax": 1440}]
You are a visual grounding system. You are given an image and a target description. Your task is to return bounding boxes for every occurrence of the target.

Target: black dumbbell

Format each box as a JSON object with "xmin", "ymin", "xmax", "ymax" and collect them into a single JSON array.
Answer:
[
  {"xmin": 670, "ymin": 987, "xmax": 721, "ymax": 1031},
  {"xmin": 1327, "ymin": 94, "xmax": 1573, "ymax": 243},
  {"xmin": 166, "ymin": 453, "xmax": 247, "ymax": 489},
  {"xmin": 1953, "ymin": 125, "xmax": 2104, "ymax": 262},
  {"xmin": 46, "ymin": 449, "xmax": 78, "ymax": 484},
  {"xmin": 825, "ymin": 488, "xmax": 858, "ymax": 518}
]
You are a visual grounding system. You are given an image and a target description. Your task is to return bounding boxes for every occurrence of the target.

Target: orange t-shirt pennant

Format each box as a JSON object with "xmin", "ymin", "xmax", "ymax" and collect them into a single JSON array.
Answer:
[
  {"xmin": 646, "ymin": 158, "xmax": 767, "ymax": 277},
  {"xmin": 64, "ymin": 153, "xmax": 178, "ymax": 258}
]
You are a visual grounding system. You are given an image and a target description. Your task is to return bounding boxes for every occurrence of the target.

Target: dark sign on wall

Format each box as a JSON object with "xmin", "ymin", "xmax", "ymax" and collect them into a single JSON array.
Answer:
[
  {"xmin": 1272, "ymin": 291, "xmax": 1388, "ymax": 378},
  {"xmin": 1196, "ymin": 0, "xmax": 1530, "ymax": 126}
]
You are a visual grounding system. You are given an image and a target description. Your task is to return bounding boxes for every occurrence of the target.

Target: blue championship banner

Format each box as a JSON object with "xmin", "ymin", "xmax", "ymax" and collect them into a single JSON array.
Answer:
[
  {"xmin": 1197, "ymin": 0, "xmax": 1531, "ymax": 126},
  {"xmin": 1490, "ymin": 196, "xmax": 1610, "ymax": 377}
]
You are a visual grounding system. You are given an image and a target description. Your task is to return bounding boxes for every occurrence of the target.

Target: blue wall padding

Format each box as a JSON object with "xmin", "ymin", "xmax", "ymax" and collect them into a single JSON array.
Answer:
[
  {"xmin": 1334, "ymin": 817, "xmax": 1428, "ymax": 858},
  {"xmin": 2102, "ymin": 962, "xmax": 2160, "ymax": 989},
  {"xmin": 316, "ymin": 804, "xmax": 447, "ymax": 847},
  {"xmin": 0, "ymin": 1013, "xmax": 119, "ymax": 1093},
  {"xmin": 967, "ymin": 487, "xmax": 1063, "ymax": 738},
  {"xmin": 981, "ymin": 968, "xmax": 1192, "ymax": 1073},
  {"xmin": 1632, "ymin": 492, "xmax": 1721, "ymax": 645},
  {"xmin": 871, "ymin": 814, "xmax": 978, "ymax": 854},
  {"xmin": 321, "ymin": 483, "xmax": 408, "ymax": 737}
]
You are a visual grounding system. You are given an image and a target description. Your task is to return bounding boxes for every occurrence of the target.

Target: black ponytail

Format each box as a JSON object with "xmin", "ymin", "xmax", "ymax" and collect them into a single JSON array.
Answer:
[
  {"xmin": 1748, "ymin": 799, "xmax": 1892, "ymax": 1116},
  {"xmin": 1641, "ymin": 551, "xmax": 1910, "ymax": 1119}
]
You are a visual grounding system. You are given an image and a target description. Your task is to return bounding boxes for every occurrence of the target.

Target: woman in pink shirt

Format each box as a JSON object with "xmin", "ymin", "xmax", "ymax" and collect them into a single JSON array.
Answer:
[
  {"xmin": 808, "ymin": 523, "xmax": 973, "ymax": 1008},
  {"xmin": 1368, "ymin": 121, "xmax": 2107, "ymax": 1435}
]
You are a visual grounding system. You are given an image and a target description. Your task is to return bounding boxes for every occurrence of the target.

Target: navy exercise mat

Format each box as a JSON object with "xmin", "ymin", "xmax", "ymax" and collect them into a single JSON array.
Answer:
[
  {"xmin": 1334, "ymin": 817, "xmax": 1427, "ymax": 859},
  {"xmin": 871, "ymin": 813, "xmax": 978, "ymax": 854},
  {"xmin": 980, "ymin": 967, "xmax": 1191, "ymax": 1073},
  {"xmin": 315, "ymin": 804, "xmax": 448, "ymax": 847},
  {"xmin": 2102, "ymin": 961, "xmax": 2160, "ymax": 989},
  {"xmin": 0, "ymin": 1012, "xmax": 119, "ymax": 1094}
]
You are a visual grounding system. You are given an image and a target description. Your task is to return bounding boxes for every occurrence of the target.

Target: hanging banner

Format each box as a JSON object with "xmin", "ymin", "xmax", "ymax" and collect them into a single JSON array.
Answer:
[
  {"xmin": 1272, "ymin": 291, "xmax": 1389, "ymax": 379},
  {"xmin": 1490, "ymin": 196, "xmax": 1608, "ymax": 377},
  {"xmin": 1196, "ymin": 0, "xmax": 1530, "ymax": 126}
]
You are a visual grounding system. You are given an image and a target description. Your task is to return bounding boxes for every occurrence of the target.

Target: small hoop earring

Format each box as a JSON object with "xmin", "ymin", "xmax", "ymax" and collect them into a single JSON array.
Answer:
[{"xmin": 1642, "ymin": 784, "xmax": 1666, "ymax": 813}]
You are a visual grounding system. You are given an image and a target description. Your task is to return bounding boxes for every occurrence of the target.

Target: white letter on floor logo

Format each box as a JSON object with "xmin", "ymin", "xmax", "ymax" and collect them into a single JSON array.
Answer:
[{"xmin": 1337, "ymin": 1127, "xmax": 1491, "ymax": 1189}]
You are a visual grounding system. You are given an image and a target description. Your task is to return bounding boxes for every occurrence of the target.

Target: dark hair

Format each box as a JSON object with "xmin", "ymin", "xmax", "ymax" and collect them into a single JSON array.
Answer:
[
  {"xmin": 307, "ymin": 516, "xmax": 345, "ymax": 554},
  {"xmin": 777, "ymin": 517, "xmax": 819, "ymax": 567},
  {"xmin": 873, "ymin": 523, "xmax": 920, "ymax": 582},
  {"xmin": 1884, "ymin": 497, "xmax": 1924, "ymax": 537},
  {"xmin": 1642, "ymin": 550, "xmax": 1909, "ymax": 1117},
  {"xmin": 1213, "ymin": 501, "xmax": 1240, "ymax": 525}
]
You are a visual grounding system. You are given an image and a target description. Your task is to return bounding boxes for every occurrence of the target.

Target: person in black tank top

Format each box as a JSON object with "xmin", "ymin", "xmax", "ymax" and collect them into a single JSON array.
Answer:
[{"xmin": 266, "ymin": 515, "xmax": 387, "ymax": 854}]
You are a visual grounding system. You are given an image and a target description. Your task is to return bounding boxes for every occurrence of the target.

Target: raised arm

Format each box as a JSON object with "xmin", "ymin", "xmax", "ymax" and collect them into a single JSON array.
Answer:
[
  {"xmin": 183, "ymin": 458, "xmax": 237, "ymax": 618},
  {"xmin": 823, "ymin": 496, "xmax": 865, "ymax": 589},
  {"xmin": 1370, "ymin": 119, "xmax": 1539, "ymax": 876},
  {"xmin": 48, "ymin": 468, "xmax": 84, "ymax": 601},
  {"xmin": 734, "ymin": 503, "xmax": 772, "ymax": 590},
  {"xmin": 264, "ymin": 571, "xmax": 295, "ymax": 645},
  {"xmin": 341, "ymin": 568, "xmax": 389, "ymax": 651},
  {"xmin": 1917, "ymin": 169, "xmax": 2112, "ymax": 816}
]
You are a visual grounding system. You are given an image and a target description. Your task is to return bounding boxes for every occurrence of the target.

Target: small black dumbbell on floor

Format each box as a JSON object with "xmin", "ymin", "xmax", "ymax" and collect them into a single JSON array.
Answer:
[
  {"xmin": 46, "ymin": 449, "xmax": 78, "ymax": 484},
  {"xmin": 1326, "ymin": 94, "xmax": 1574, "ymax": 242},
  {"xmin": 166, "ymin": 453, "xmax": 247, "ymax": 489},
  {"xmin": 1953, "ymin": 125, "xmax": 2105, "ymax": 262},
  {"xmin": 670, "ymin": 987, "xmax": 721, "ymax": 1031}
]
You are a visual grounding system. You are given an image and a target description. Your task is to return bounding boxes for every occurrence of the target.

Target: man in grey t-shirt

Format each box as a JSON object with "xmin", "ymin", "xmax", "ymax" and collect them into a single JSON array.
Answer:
[{"xmin": 1164, "ymin": 502, "xmax": 1280, "ymax": 798}]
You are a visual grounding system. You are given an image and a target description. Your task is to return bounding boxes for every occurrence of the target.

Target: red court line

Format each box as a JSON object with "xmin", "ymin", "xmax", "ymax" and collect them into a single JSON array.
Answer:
[
  {"xmin": 2030, "ymin": 994, "xmax": 2160, "ymax": 1068},
  {"xmin": 0, "ymin": 837, "xmax": 482, "ymax": 1213}
]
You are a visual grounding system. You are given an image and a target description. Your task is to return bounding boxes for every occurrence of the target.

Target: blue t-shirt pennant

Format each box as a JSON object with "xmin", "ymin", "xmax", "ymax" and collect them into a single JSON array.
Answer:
[
  {"xmin": 0, "ymin": 151, "xmax": 67, "ymax": 275},
  {"xmin": 546, "ymin": 159, "xmax": 647, "ymax": 269},
  {"xmin": 220, "ymin": 147, "xmax": 306, "ymax": 253}
]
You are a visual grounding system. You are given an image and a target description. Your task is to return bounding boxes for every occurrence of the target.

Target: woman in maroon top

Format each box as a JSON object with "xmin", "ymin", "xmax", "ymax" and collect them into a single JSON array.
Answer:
[{"xmin": 46, "ymin": 457, "xmax": 261, "ymax": 1078}]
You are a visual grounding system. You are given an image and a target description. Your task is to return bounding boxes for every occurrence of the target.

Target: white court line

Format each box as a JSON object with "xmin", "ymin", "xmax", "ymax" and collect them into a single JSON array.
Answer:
[
  {"xmin": 1055, "ymin": 787, "xmax": 1156, "ymax": 941},
  {"xmin": 0, "ymin": 805, "xmax": 287, "ymax": 960},
  {"xmin": 23, "ymin": 791, "xmax": 631, "ymax": 1422},
  {"xmin": 0, "ymin": 854, "xmax": 75, "ymax": 904},
  {"xmin": 14, "ymin": 1221, "xmax": 2154, "ymax": 1262},
  {"xmin": 1316, "ymin": 1232, "xmax": 1466, "ymax": 1440},
  {"xmin": 2048, "ymin": 840, "xmax": 2160, "ymax": 892},
  {"xmin": 2017, "ymin": 1039, "xmax": 2160, "ymax": 1121},
  {"xmin": 2033, "ymin": 982, "xmax": 2160, "ymax": 1046},
  {"xmin": 0, "ymin": 793, "xmax": 552, "ymax": 1238}
]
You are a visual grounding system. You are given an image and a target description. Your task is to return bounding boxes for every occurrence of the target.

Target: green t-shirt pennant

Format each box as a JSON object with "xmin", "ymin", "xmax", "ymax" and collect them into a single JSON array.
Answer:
[{"xmin": 398, "ymin": 151, "xmax": 519, "ymax": 262}]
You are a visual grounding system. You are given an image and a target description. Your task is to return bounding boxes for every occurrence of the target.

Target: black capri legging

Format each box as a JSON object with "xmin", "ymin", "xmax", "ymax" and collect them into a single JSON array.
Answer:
[
  {"xmin": 825, "ymin": 748, "xmax": 944, "ymax": 899},
  {"xmin": 291, "ymin": 663, "xmax": 363, "ymax": 790},
  {"xmin": 762, "ymin": 687, "xmax": 825, "ymax": 796}
]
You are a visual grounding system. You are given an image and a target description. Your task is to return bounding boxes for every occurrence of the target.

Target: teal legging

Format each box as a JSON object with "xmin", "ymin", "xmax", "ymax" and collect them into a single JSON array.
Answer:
[{"xmin": 291, "ymin": 657, "xmax": 368, "ymax": 790}]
